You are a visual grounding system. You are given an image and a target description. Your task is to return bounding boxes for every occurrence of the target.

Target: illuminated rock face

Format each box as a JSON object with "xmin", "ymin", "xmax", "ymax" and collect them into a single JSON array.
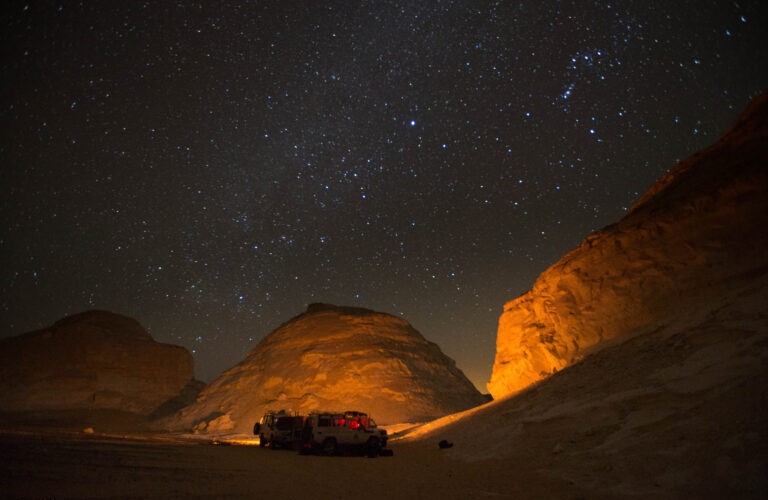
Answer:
[
  {"xmin": 169, "ymin": 304, "xmax": 485, "ymax": 433},
  {"xmin": 488, "ymin": 93, "xmax": 768, "ymax": 399},
  {"xmin": 0, "ymin": 310, "xmax": 195, "ymax": 415}
]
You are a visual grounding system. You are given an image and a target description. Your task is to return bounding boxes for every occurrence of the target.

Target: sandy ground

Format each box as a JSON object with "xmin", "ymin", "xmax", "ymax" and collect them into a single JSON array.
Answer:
[{"xmin": 0, "ymin": 430, "xmax": 568, "ymax": 500}]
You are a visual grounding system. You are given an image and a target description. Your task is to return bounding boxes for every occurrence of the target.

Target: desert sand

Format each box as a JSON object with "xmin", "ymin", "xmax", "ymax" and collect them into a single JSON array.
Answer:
[{"xmin": 0, "ymin": 430, "xmax": 557, "ymax": 500}]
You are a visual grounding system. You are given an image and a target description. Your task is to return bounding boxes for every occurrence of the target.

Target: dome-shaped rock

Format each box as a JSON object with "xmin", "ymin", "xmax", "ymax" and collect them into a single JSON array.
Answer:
[{"xmin": 168, "ymin": 304, "xmax": 486, "ymax": 433}]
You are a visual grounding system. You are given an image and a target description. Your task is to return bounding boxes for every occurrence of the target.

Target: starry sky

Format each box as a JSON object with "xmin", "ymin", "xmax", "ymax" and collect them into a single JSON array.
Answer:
[{"xmin": 2, "ymin": 1, "xmax": 766, "ymax": 391}]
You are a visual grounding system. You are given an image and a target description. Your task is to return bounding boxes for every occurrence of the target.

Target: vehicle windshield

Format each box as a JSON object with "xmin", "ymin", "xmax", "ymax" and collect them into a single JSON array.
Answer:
[{"xmin": 276, "ymin": 416, "xmax": 297, "ymax": 430}]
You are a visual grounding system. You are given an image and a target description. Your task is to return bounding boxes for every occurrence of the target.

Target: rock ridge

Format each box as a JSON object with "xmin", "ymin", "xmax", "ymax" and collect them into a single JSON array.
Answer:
[
  {"xmin": 488, "ymin": 92, "xmax": 768, "ymax": 398},
  {"xmin": 0, "ymin": 310, "xmax": 197, "ymax": 416}
]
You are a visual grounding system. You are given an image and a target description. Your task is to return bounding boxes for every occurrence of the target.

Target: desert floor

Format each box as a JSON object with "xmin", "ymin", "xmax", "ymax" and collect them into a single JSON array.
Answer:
[{"xmin": 0, "ymin": 430, "xmax": 575, "ymax": 500}]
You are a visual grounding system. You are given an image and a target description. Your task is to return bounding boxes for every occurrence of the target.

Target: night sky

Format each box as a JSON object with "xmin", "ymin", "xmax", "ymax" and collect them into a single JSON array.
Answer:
[{"xmin": 2, "ymin": 1, "xmax": 766, "ymax": 390}]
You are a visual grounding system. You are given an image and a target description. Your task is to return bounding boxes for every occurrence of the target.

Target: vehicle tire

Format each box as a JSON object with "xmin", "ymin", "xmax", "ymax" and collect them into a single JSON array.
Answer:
[
  {"xmin": 366, "ymin": 438, "xmax": 380, "ymax": 458},
  {"xmin": 321, "ymin": 438, "xmax": 337, "ymax": 456},
  {"xmin": 259, "ymin": 434, "xmax": 267, "ymax": 448}
]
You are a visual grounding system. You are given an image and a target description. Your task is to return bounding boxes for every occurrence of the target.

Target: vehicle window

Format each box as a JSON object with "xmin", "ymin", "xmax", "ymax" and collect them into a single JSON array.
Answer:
[
  {"xmin": 318, "ymin": 417, "xmax": 332, "ymax": 427},
  {"xmin": 276, "ymin": 417, "xmax": 294, "ymax": 431}
]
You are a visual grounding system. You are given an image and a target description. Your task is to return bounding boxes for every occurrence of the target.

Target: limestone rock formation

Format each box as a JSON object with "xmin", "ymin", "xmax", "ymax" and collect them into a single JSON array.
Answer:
[
  {"xmin": 168, "ymin": 304, "xmax": 486, "ymax": 433},
  {"xmin": 0, "ymin": 310, "xmax": 196, "ymax": 416},
  {"xmin": 488, "ymin": 93, "xmax": 768, "ymax": 398},
  {"xmin": 401, "ymin": 287, "xmax": 768, "ymax": 497}
]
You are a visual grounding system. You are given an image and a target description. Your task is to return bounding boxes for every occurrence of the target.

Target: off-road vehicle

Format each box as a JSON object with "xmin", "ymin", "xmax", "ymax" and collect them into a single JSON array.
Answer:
[
  {"xmin": 299, "ymin": 410, "xmax": 391, "ymax": 457},
  {"xmin": 253, "ymin": 411, "xmax": 304, "ymax": 449}
]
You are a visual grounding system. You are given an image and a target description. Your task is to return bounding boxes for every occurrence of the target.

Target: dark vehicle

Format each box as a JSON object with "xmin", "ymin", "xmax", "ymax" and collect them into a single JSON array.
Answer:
[{"xmin": 253, "ymin": 411, "xmax": 304, "ymax": 449}]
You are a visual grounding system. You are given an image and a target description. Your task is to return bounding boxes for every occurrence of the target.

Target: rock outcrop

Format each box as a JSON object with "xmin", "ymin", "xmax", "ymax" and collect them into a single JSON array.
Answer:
[
  {"xmin": 168, "ymin": 304, "xmax": 486, "ymax": 433},
  {"xmin": 401, "ymin": 287, "xmax": 768, "ymax": 497},
  {"xmin": 0, "ymin": 310, "xmax": 196, "ymax": 416},
  {"xmin": 488, "ymin": 92, "xmax": 768, "ymax": 398}
]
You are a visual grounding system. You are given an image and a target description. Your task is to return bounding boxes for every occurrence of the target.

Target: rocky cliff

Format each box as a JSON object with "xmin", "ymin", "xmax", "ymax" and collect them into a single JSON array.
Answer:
[
  {"xmin": 0, "ymin": 310, "xmax": 196, "ymax": 416},
  {"xmin": 168, "ymin": 304, "xmax": 486, "ymax": 433},
  {"xmin": 488, "ymin": 93, "xmax": 768, "ymax": 398}
]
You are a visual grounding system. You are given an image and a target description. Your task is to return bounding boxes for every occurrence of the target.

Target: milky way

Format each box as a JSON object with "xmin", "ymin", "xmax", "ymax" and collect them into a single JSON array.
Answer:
[{"xmin": 2, "ymin": 1, "xmax": 766, "ymax": 389}]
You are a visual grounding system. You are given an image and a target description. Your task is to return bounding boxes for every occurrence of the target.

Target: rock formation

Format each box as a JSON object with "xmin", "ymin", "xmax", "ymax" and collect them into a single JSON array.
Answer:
[
  {"xmin": 168, "ymin": 303, "xmax": 486, "ymax": 433},
  {"xmin": 0, "ymin": 310, "xmax": 196, "ymax": 416},
  {"xmin": 401, "ymin": 286, "xmax": 768, "ymax": 497},
  {"xmin": 488, "ymin": 92, "xmax": 768, "ymax": 398}
]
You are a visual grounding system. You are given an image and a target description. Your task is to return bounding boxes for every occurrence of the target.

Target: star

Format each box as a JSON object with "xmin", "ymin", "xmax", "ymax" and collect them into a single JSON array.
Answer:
[{"xmin": 1, "ymin": 1, "xmax": 766, "ymax": 391}]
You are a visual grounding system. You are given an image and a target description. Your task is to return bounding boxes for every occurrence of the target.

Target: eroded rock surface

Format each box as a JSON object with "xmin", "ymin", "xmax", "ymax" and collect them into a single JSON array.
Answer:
[
  {"xmin": 488, "ymin": 93, "xmax": 768, "ymax": 398},
  {"xmin": 169, "ymin": 304, "xmax": 486, "ymax": 433},
  {"xmin": 0, "ymin": 310, "xmax": 196, "ymax": 416}
]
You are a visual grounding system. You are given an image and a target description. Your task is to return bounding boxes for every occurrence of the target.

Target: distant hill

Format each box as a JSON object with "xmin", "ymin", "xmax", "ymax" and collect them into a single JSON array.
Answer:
[{"xmin": 0, "ymin": 310, "xmax": 200, "ymax": 431}]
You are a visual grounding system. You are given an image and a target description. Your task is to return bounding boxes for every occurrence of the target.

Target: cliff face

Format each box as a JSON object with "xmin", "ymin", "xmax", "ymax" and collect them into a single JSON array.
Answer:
[
  {"xmin": 168, "ymin": 304, "xmax": 486, "ymax": 433},
  {"xmin": 488, "ymin": 93, "xmax": 768, "ymax": 398},
  {"xmin": 0, "ymin": 310, "xmax": 196, "ymax": 415}
]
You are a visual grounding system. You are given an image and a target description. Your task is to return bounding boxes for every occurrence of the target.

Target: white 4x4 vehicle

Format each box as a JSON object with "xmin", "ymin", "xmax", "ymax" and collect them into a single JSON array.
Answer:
[
  {"xmin": 253, "ymin": 411, "xmax": 304, "ymax": 449},
  {"xmin": 300, "ymin": 411, "xmax": 390, "ymax": 457}
]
